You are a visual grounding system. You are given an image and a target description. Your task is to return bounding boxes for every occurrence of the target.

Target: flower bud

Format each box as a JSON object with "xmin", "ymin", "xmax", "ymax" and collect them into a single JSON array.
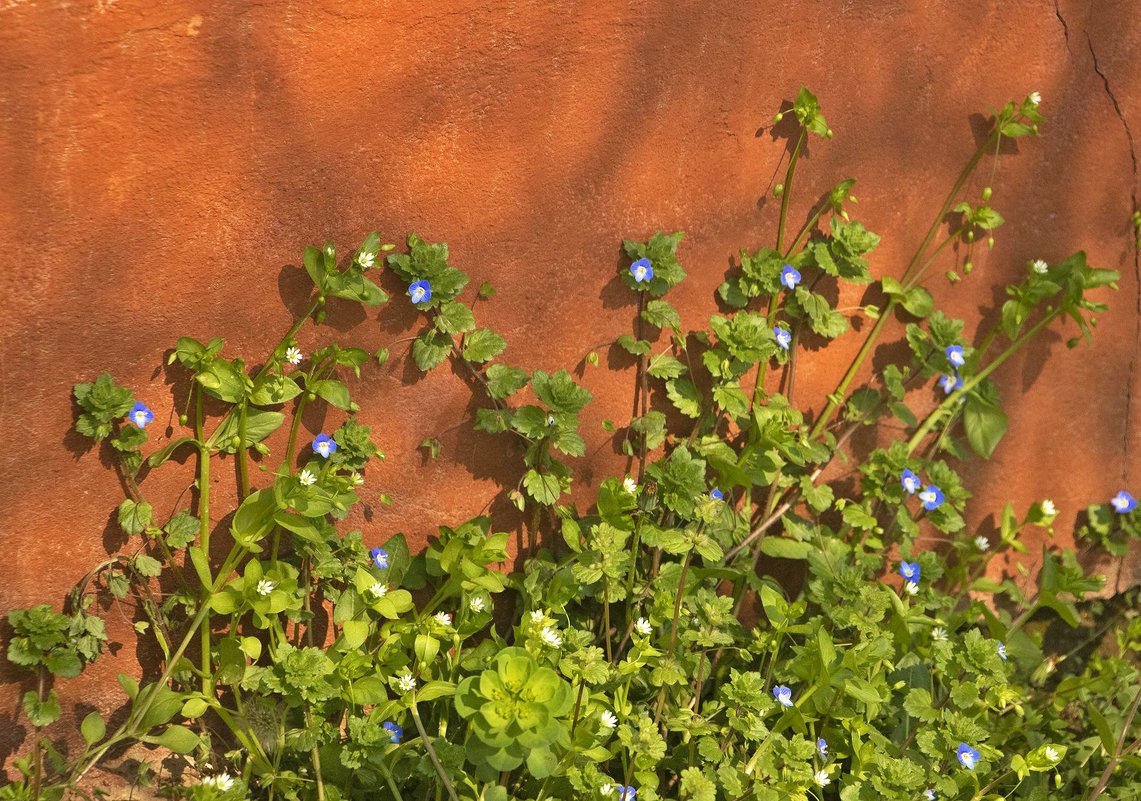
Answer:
[
  {"xmin": 773, "ymin": 112, "xmax": 784, "ymax": 124},
  {"xmin": 315, "ymin": 310, "xmax": 326, "ymax": 324},
  {"xmin": 963, "ymin": 261, "xmax": 974, "ymax": 275},
  {"xmin": 774, "ymin": 183, "xmax": 784, "ymax": 197},
  {"xmin": 982, "ymin": 186, "xmax": 992, "ymax": 201},
  {"xmin": 230, "ymin": 435, "xmax": 242, "ymax": 449},
  {"xmin": 987, "ymin": 236, "xmax": 995, "ymax": 249},
  {"xmin": 966, "ymin": 230, "xmax": 975, "ymax": 243},
  {"xmin": 178, "ymin": 414, "xmax": 188, "ymax": 426},
  {"xmin": 945, "ymin": 270, "xmax": 960, "ymax": 283}
]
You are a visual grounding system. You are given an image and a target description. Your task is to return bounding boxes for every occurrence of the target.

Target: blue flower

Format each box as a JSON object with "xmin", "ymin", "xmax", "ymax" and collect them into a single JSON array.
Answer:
[
  {"xmin": 382, "ymin": 721, "xmax": 403, "ymax": 744},
  {"xmin": 939, "ymin": 372, "xmax": 963, "ymax": 394},
  {"xmin": 817, "ymin": 737, "xmax": 828, "ymax": 758},
  {"xmin": 774, "ymin": 326, "xmax": 792, "ymax": 350},
  {"xmin": 924, "ymin": 790, "xmax": 936, "ymax": 801},
  {"xmin": 1110, "ymin": 490, "xmax": 1137, "ymax": 514},
  {"xmin": 128, "ymin": 402, "xmax": 155, "ymax": 428},
  {"xmin": 946, "ymin": 345, "xmax": 966, "ymax": 367},
  {"xmin": 630, "ymin": 258, "xmax": 654, "ymax": 283},
  {"xmin": 710, "ymin": 488, "xmax": 724, "ymax": 501},
  {"xmin": 899, "ymin": 561, "xmax": 920, "ymax": 582},
  {"xmin": 997, "ymin": 642, "xmax": 1007, "ymax": 661},
  {"xmin": 371, "ymin": 548, "xmax": 389, "ymax": 569},
  {"xmin": 956, "ymin": 743, "xmax": 980, "ymax": 770},
  {"xmin": 772, "ymin": 685, "xmax": 794, "ymax": 707},
  {"xmin": 780, "ymin": 264, "xmax": 802, "ymax": 291},
  {"xmin": 901, "ymin": 469, "xmax": 921, "ymax": 495},
  {"xmin": 408, "ymin": 279, "xmax": 432, "ymax": 304},
  {"xmin": 312, "ymin": 434, "xmax": 338, "ymax": 459},
  {"xmin": 616, "ymin": 786, "xmax": 636, "ymax": 801},
  {"xmin": 917, "ymin": 485, "xmax": 944, "ymax": 511}
]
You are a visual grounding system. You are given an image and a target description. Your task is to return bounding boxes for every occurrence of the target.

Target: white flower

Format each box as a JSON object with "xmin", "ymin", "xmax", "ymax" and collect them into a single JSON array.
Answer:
[
  {"xmin": 634, "ymin": 617, "xmax": 652, "ymax": 636},
  {"xmin": 350, "ymin": 472, "xmax": 365, "ymax": 486},
  {"xmin": 540, "ymin": 626, "xmax": 562, "ymax": 648},
  {"xmin": 1031, "ymin": 258, "xmax": 1048, "ymax": 274},
  {"xmin": 434, "ymin": 612, "xmax": 452, "ymax": 627},
  {"xmin": 255, "ymin": 579, "xmax": 276, "ymax": 596},
  {"xmin": 368, "ymin": 582, "xmax": 388, "ymax": 598},
  {"xmin": 599, "ymin": 710, "xmax": 618, "ymax": 730},
  {"xmin": 285, "ymin": 346, "xmax": 303, "ymax": 365},
  {"xmin": 1029, "ymin": 91, "xmax": 1042, "ymax": 106},
  {"xmin": 358, "ymin": 251, "xmax": 376, "ymax": 269},
  {"xmin": 932, "ymin": 627, "xmax": 948, "ymax": 642},
  {"xmin": 924, "ymin": 790, "xmax": 936, "ymax": 801},
  {"xmin": 1045, "ymin": 745, "xmax": 1060, "ymax": 762},
  {"xmin": 298, "ymin": 469, "xmax": 317, "ymax": 486},
  {"xmin": 814, "ymin": 769, "xmax": 831, "ymax": 787},
  {"xmin": 398, "ymin": 673, "xmax": 417, "ymax": 692},
  {"xmin": 1041, "ymin": 499, "xmax": 1057, "ymax": 517},
  {"xmin": 530, "ymin": 610, "xmax": 546, "ymax": 624},
  {"xmin": 974, "ymin": 535, "xmax": 991, "ymax": 552},
  {"xmin": 601, "ymin": 785, "xmax": 613, "ymax": 796},
  {"xmin": 623, "ymin": 476, "xmax": 638, "ymax": 494},
  {"xmin": 202, "ymin": 773, "xmax": 235, "ymax": 791},
  {"xmin": 469, "ymin": 596, "xmax": 486, "ymax": 613},
  {"xmin": 904, "ymin": 580, "xmax": 919, "ymax": 596}
]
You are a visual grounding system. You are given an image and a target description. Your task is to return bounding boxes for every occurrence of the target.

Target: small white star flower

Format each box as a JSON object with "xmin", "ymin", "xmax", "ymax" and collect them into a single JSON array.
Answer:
[
  {"xmin": 434, "ymin": 612, "xmax": 452, "ymax": 627},
  {"xmin": 1029, "ymin": 91, "xmax": 1042, "ymax": 106},
  {"xmin": 202, "ymin": 773, "xmax": 235, "ymax": 791},
  {"xmin": 540, "ymin": 626, "xmax": 563, "ymax": 648},
  {"xmin": 298, "ymin": 469, "xmax": 317, "ymax": 486},
  {"xmin": 623, "ymin": 476, "xmax": 638, "ymax": 494},
  {"xmin": 932, "ymin": 627, "xmax": 948, "ymax": 642},
  {"xmin": 350, "ymin": 472, "xmax": 365, "ymax": 486},
  {"xmin": 1045, "ymin": 745, "xmax": 1059, "ymax": 762},
  {"xmin": 368, "ymin": 582, "xmax": 388, "ymax": 598},
  {"xmin": 814, "ymin": 769, "xmax": 830, "ymax": 787},
  {"xmin": 600, "ymin": 710, "xmax": 618, "ymax": 730},
  {"xmin": 358, "ymin": 251, "xmax": 376, "ymax": 269},
  {"xmin": 924, "ymin": 790, "xmax": 936, "ymax": 801},
  {"xmin": 469, "ymin": 596, "xmax": 486, "ymax": 613},
  {"xmin": 285, "ymin": 346, "xmax": 303, "ymax": 365},
  {"xmin": 1041, "ymin": 499, "xmax": 1056, "ymax": 517},
  {"xmin": 904, "ymin": 580, "xmax": 919, "ymax": 596},
  {"xmin": 530, "ymin": 610, "xmax": 546, "ymax": 624},
  {"xmin": 601, "ymin": 785, "xmax": 613, "ymax": 796},
  {"xmin": 397, "ymin": 673, "xmax": 417, "ymax": 692},
  {"xmin": 255, "ymin": 579, "xmax": 276, "ymax": 596},
  {"xmin": 974, "ymin": 535, "xmax": 991, "ymax": 552},
  {"xmin": 634, "ymin": 617, "xmax": 652, "ymax": 636},
  {"xmin": 1031, "ymin": 258, "xmax": 1048, "ymax": 274}
]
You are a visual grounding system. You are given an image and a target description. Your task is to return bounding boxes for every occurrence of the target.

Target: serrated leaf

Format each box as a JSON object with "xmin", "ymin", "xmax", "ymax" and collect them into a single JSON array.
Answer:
[
  {"xmin": 643, "ymin": 299, "xmax": 681, "ymax": 329},
  {"xmin": 435, "ymin": 301, "xmax": 476, "ymax": 334},
  {"xmin": 463, "ymin": 328, "xmax": 507, "ymax": 363},
  {"xmin": 523, "ymin": 470, "xmax": 561, "ymax": 505},
  {"xmin": 412, "ymin": 330, "xmax": 452, "ymax": 371},
  {"xmin": 616, "ymin": 334, "xmax": 652, "ymax": 356},
  {"xmin": 666, "ymin": 378, "xmax": 701, "ymax": 418},
  {"xmin": 759, "ymin": 538, "xmax": 811, "ymax": 560},
  {"xmin": 485, "ymin": 364, "xmax": 529, "ymax": 400},
  {"xmin": 118, "ymin": 499, "xmax": 153, "ymax": 536},
  {"xmin": 648, "ymin": 354, "xmax": 687, "ymax": 379}
]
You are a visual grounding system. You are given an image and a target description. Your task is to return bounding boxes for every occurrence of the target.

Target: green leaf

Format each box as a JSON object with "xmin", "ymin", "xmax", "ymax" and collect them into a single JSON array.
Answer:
[
  {"xmin": 666, "ymin": 378, "xmax": 701, "ymax": 418},
  {"xmin": 151, "ymin": 725, "xmax": 200, "ymax": 755},
  {"xmin": 436, "ymin": 301, "xmax": 476, "ymax": 335},
  {"xmin": 643, "ymin": 299, "xmax": 681, "ymax": 329},
  {"xmin": 760, "ymin": 538, "xmax": 811, "ymax": 560},
  {"xmin": 118, "ymin": 499, "xmax": 153, "ymax": 536},
  {"xmin": 648, "ymin": 354, "xmax": 687, "ymax": 379},
  {"xmin": 485, "ymin": 365, "xmax": 530, "ymax": 399},
  {"xmin": 341, "ymin": 620, "xmax": 370, "ymax": 650},
  {"xmin": 616, "ymin": 334, "xmax": 652, "ymax": 356},
  {"xmin": 164, "ymin": 512, "xmax": 200, "ymax": 549},
  {"xmin": 81, "ymin": 711, "xmax": 106, "ymax": 746},
  {"xmin": 523, "ymin": 470, "xmax": 561, "ymax": 505},
  {"xmin": 681, "ymin": 766, "xmax": 717, "ymax": 801},
  {"xmin": 23, "ymin": 690, "xmax": 61, "ymax": 728},
  {"xmin": 531, "ymin": 370, "xmax": 592, "ymax": 414},
  {"xmin": 412, "ymin": 330, "xmax": 452, "ymax": 371},
  {"xmin": 463, "ymin": 328, "xmax": 507, "ymax": 363},
  {"xmin": 902, "ymin": 286, "xmax": 934, "ymax": 318},
  {"xmin": 133, "ymin": 554, "xmax": 162, "ymax": 578},
  {"xmin": 249, "ymin": 374, "xmax": 302, "ymax": 406},
  {"xmin": 963, "ymin": 379, "xmax": 1008, "ymax": 459},
  {"xmin": 311, "ymin": 379, "xmax": 353, "ymax": 411},
  {"xmin": 207, "ymin": 410, "xmax": 284, "ymax": 454},
  {"xmin": 795, "ymin": 287, "xmax": 849, "ymax": 338}
]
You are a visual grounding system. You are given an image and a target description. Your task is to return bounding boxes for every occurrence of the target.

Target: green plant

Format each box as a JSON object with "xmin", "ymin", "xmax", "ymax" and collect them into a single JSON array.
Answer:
[{"xmin": 5, "ymin": 87, "xmax": 1141, "ymax": 801}]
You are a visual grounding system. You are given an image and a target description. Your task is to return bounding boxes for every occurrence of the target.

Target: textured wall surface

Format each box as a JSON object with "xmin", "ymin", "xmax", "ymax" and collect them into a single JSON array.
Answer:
[{"xmin": 1, "ymin": 0, "xmax": 1138, "ymax": 769}]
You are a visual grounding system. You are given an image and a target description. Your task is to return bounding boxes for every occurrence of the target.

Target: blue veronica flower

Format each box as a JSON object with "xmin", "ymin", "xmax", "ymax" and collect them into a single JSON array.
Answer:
[
  {"xmin": 408, "ymin": 279, "xmax": 432, "ymax": 304},
  {"xmin": 946, "ymin": 345, "xmax": 966, "ymax": 367},
  {"xmin": 817, "ymin": 737, "xmax": 828, "ymax": 758},
  {"xmin": 382, "ymin": 721, "xmax": 403, "ymax": 743},
  {"xmin": 780, "ymin": 264, "xmax": 802, "ymax": 291},
  {"xmin": 774, "ymin": 326, "xmax": 792, "ymax": 350},
  {"xmin": 924, "ymin": 791, "xmax": 936, "ymax": 801},
  {"xmin": 772, "ymin": 685, "xmax": 794, "ymax": 707},
  {"xmin": 312, "ymin": 434, "xmax": 338, "ymax": 459},
  {"xmin": 371, "ymin": 548, "xmax": 389, "ymax": 569},
  {"xmin": 616, "ymin": 786, "xmax": 636, "ymax": 801},
  {"xmin": 1110, "ymin": 490, "xmax": 1137, "ymax": 513},
  {"xmin": 710, "ymin": 488, "xmax": 724, "ymax": 501},
  {"xmin": 630, "ymin": 258, "xmax": 654, "ymax": 283},
  {"xmin": 128, "ymin": 402, "xmax": 154, "ymax": 428},
  {"xmin": 997, "ymin": 642, "xmax": 1007, "ymax": 661},
  {"xmin": 956, "ymin": 743, "xmax": 980, "ymax": 770},
  {"xmin": 901, "ymin": 469, "xmax": 921, "ymax": 495},
  {"xmin": 939, "ymin": 372, "xmax": 963, "ymax": 394},
  {"xmin": 917, "ymin": 485, "xmax": 944, "ymax": 511},
  {"xmin": 899, "ymin": 561, "xmax": 920, "ymax": 582}
]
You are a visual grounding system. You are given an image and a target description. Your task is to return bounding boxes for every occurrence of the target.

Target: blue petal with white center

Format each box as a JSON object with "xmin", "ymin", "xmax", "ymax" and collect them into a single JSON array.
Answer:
[
  {"xmin": 918, "ymin": 485, "xmax": 944, "ymax": 511},
  {"xmin": 408, "ymin": 279, "xmax": 432, "ymax": 305},
  {"xmin": 630, "ymin": 258, "xmax": 654, "ymax": 284},
  {"xmin": 772, "ymin": 685, "xmax": 794, "ymax": 707},
  {"xmin": 371, "ymin": 548, "xmax": 389, "ymax": 569},
  {"xmin": 1110, "ymin": 490, "xmax": 1137, "ymax": 514},
  {"xmin": 128, "ymin": 402, "xmax": 154, "ymax": 428},
  {"xmin": 946, "ymin": 345, "xmax": 966, "ymax": 367},
  {"xmin": 901, "ymin": 469, "xmax": 921, "ymax": 495},
  {"xmin": 312, "ymin": 434, "xmax": 338, "ymax": 459},
  {"xmin": 780, "ymin": 264, "xmax": 801, "ymax": 291},
  {"xmin": 710, "ymin": 488, "xmax": 724, "ymax": 501},
  {"xmin": 616, "ymin": 786, "xmax": 636, "ymax": 801},
  {"xmin": 939, "ymin": 372, "xmax": 963, "ymax": 394},
  {"xmin": 774, "ymin": 326, "xmax": 792, "ymax": 350},
  {"xmin": 382, "ymin": 721, "xmax": 403, "ymax": 744},
  {"xmin": 899, "ymin": 561, "xmax": 920, "ymax": 582},
  {"xmin": 817, "ymin": 737, "xmax": 828, "ymax": 758},
  {"xmin": 956, "ymin": 743, "xmax": 980, "ymax": 770},
  {"xmin": 924, "ymin": 790, "xmax": 936, "ymax": 801},
  {"xmin": 997, "ymin": 642, "xmax": 1007, "ymax": 661}
]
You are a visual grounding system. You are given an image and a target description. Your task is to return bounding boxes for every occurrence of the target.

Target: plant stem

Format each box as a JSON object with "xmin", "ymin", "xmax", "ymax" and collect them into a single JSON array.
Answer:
[
  {"xmin": 410, "ymin": 702, "xmax": 459, "ymax": 801},
  {"xmin": 237, "ymin": 401, "xmax": 250, "ymax": 499},
  {"xmin": 1086, "ymin": 685, "xmax": 1141, "ymax": 801},
  {"xmin": 195, "ymin": 387, "xmax": 212, "ymax": 696},
  {"xmin": 304, "ymin": 705, "xmax": 326, "ymax": 801},
  {"xmin": 653, "ymin": 551, "xmax": 692, "ymax": 725}
]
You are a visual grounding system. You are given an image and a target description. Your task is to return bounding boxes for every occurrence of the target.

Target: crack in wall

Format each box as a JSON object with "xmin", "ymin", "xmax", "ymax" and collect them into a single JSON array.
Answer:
[
  {"xmin": 1084, "ymin": 32, "xmax": 1140, "ymax": 489},
  {"xmin": 1053, "ymin": 0, "xmax": 1073, "ymax": 56}
]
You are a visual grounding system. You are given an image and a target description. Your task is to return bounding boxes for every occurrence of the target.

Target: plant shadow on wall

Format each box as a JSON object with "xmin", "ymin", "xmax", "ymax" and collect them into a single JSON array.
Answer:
[{"xmin": 5, "ymin": 89, "xmax": 1141, "ymax": 801}]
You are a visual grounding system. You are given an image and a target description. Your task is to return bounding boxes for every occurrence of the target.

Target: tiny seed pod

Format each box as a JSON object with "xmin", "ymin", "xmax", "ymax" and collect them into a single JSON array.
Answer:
[
  {"xmin": 773, "ymin": 112, "xmax": 784, "ymax": 124},
  {"xmin": 315, "ymin": 310, "xmax": 326, "ymax": 324},
  {"xmin": 946, "ymin": 270, "xmax": 960, "ymax": 283},
  {"xmin": 987, "ymin": 236, "xmax": 995, "ymax": 249},
  {"xmin": 230, "ymin": 435, "xmax": 242, "ymax": 449},
  {"xmin": 966, "ymin": 230, "xmax": 976, "ymax": 243},
  {"xmin": 774, "ymin": 183, "xmax": 784, "ymax": 197},
  {"xmin": 963, "ymin": 261, "xmax": 974, "ymax": 275},
  {"xmin": 317, "ymin": 294, "xmax": 326, "ymax": 304},
  {"xmin": 982, "ymin": 186, "xmax": 993, "ymax": 201},
  {"xmin": 825, "ymin": 128, "xmax": 833, "ymax": 138},
  {"xmin": 307, "ymin": 391, "xmax": 317, "ymax": 402},
  {"xmin": 178, "ymin": 414, "xmax": 188, "ymax": 426}
]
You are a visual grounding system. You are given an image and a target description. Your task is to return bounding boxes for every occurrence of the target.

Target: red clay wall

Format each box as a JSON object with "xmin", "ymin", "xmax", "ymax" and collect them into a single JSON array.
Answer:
[{"xmin": 1, "ymin": 0, "xmax": 1138, "ymax": 767}]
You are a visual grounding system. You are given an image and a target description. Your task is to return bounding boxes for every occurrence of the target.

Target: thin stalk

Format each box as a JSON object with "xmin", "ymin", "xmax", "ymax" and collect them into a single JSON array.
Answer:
[
  {"xmin": 636, "ymin": 292, "xmax": 650, "ymax": 482},
  {"xmin": 195, "ymin": 386, "xmax": 212, "ymax": 696},
  {"xmin": 653, "ymin": 551, "xmax": 692, "ymax": 725},
  {"xmin": 237, "ymin": 402, "xmax": 250, "ymax": 499},
  {"xmin": 409, "ymin": 702, "xmax": 459, "ymax": 801},
  {"xmin": 1085, "ymin": 685, "xmax": 1141, "ymax": 801},
  {"xmin": 304, "ymin": 705, "xmax": 326, "ymax": 801}
]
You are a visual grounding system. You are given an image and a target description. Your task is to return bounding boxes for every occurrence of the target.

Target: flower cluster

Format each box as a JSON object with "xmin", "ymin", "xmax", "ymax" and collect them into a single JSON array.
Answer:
[
  {"xmin": 900, "ymin": 468, "xmax": 944, "ymax": 510},
  {"xmin": 939, "ymin": 344, "xmax": 966, "ymax": 394}
]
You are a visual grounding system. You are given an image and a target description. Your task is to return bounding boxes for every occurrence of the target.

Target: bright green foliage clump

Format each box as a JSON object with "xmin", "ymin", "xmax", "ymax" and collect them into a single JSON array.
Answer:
[{"xmin": 5, "ymin": 88, "xmax": 1140, "ymax": 801}]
